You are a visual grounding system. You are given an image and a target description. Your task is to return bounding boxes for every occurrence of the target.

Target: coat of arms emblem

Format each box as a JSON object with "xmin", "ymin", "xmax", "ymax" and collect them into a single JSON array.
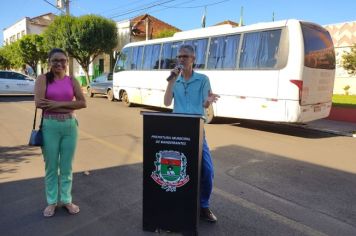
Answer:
[{"xmin": 151, "ymin": 150, "xmax": 190, "ymax": 192}]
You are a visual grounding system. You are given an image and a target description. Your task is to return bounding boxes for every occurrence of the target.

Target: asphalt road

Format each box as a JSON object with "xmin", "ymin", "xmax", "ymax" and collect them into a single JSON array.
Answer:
[{"xmin": 1, "ymin": 95, "xmax": 356, "ymax": 236}]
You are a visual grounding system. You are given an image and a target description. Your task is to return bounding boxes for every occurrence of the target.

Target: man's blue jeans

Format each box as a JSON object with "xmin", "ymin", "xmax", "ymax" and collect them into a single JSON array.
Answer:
[{"xmin": 200, "ymin": 135, "xmax": 214, "ymax": 208}]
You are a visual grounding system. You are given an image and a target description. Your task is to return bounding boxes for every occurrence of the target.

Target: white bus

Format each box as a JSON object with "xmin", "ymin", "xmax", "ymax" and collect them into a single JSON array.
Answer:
[{"xmin": 113, "ymin": 19, "xmax": 335, "ymax": 123}]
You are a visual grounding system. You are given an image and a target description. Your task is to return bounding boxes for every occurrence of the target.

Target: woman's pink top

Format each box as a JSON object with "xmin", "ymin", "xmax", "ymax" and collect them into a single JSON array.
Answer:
[{"xmin": 44, "ymin": 76, "xmax": 74, "ymax": 114}]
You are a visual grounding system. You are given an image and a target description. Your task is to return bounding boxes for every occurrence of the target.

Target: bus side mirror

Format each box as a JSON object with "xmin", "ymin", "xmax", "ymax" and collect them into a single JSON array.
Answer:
[{"xmin": 114, "ymin": 65, "xmax": 124, "ymax": 72}]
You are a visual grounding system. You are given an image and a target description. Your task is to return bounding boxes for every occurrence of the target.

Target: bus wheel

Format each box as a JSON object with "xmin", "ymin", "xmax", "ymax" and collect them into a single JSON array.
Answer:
[
  {"xmin": 107, "ymin": 89, "xmax": 115, "ymax": 101},
  {"xmin": 205, "ymin": 104, "xmax": 215, "ymax": 124},
  {"xmin": 122, "ymin": 91, "xmax": 132, "ymax": 107},
  {"xmin": 87, "ymin": 87, "xmax": 94, "ymax": 97}
]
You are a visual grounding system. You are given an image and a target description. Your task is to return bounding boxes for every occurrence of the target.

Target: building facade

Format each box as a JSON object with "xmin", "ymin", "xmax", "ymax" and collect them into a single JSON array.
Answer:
[
  {"xmin": 3, "ymin": 13, "xmax": 56, "ymax": 45},
  {"xmin": 3, "ymin": 13, "xmax": 56, "ymax": 75},
  {"xmin": 324, "ymin": 21, "xmax": 356, "ymax": 95}
]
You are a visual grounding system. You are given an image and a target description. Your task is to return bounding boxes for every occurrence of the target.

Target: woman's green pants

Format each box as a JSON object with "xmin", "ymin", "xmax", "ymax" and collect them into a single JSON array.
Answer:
[{"xmin": 41, "ymin": 118, "xmax": 78, "ymax": 205}]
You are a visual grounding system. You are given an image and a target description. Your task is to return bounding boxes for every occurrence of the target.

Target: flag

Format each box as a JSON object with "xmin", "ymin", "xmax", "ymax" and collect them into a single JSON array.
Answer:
[
  {"xmin": 201, "ymin": 7, "xmax": 206, "ymax": 28},
  {"xmin": 239, "ymin": 6, "xmax": 244, "ymax": 26}
]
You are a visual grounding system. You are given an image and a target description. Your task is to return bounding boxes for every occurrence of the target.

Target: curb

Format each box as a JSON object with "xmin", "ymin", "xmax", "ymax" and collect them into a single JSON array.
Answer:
[{"xmin": 290, "ymin": 123, "xmax": 356, "ymax": 138}]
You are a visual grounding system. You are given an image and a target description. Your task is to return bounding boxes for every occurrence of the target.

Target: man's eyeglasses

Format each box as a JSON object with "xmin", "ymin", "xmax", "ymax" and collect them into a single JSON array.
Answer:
[
  {"xmin": 50, "ymin": 59, "xmax": 67, "ymax": 64},
  {"xmin": 177, "ymin": 55, "xmax": 190, "ymax": 59}
]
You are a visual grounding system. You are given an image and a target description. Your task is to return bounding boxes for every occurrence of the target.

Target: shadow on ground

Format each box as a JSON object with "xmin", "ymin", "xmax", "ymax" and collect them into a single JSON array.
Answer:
[
  {"xmin": 1, "ymin": 145, "xmax": 355, "ymax": 236},
  {"xmin": 139, "ymin": 105, "xmax": 337, "ymax": 139},
  {"xmin": 0, "ymin": 145, "xmax": 40, "ymax": 178},
  {"xmin": 0, "ymin": 95, "xmax": 34, "ymax": 102}
]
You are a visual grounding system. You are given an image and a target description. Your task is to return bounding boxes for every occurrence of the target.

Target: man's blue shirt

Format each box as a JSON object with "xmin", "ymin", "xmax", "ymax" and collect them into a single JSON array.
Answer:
[{"xmin": 172, "ymin": 71, "xmax": 211, "ymax": 118}]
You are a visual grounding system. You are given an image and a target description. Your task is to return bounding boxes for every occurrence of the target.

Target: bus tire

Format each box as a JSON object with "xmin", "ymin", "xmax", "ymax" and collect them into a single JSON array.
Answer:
[
  {"xmin": 121, "ymin": 91, "xmax": 133, "ymax": 107},
  {"xmin": 205, "ymin": 104, "xmax": 215, "ymax": 124},
  {"xmin": 107, "ymin": 89, "xmax": 115, "ymax": 101}
]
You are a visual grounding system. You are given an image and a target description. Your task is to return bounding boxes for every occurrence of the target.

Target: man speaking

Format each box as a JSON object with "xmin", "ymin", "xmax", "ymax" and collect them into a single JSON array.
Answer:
[{"xmin": 164, "ymin": 44, "xmax": 219, "ymax": 223}]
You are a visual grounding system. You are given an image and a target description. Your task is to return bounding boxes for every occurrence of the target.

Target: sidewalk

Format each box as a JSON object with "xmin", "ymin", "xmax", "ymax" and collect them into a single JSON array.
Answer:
[{"xmin": 298, "ymin": 119, "xmax": 356, "ymax": 137}]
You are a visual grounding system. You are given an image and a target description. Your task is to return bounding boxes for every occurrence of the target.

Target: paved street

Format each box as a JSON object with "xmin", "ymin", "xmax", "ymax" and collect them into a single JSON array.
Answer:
[{"xmin": 1, "ymin": 95, "xmax": 356, "ymax": 236}]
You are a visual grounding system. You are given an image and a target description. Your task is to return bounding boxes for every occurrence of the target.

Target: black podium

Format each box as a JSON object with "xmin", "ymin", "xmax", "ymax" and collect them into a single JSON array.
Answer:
[{"xmin": 141, "ymin": 112, "xmax": 204, "ymax": 235}]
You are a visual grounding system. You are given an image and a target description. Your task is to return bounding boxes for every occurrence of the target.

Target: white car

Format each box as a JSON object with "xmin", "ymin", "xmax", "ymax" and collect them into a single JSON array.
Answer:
[{"xmin": 0, "ymin": 70, "xmax": 35, "ymax": 95}]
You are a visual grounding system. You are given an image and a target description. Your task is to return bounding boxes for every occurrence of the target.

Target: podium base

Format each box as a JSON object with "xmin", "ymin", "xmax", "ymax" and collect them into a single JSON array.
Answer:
[{"xmin": 143, "ymin": 226, "xmax": 198, "ymax": 236}]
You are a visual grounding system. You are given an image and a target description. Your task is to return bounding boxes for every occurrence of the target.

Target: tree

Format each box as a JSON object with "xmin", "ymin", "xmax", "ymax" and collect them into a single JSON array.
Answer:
[
  {"xmin": 43, "ymin": 14, "xmax": 118, "ymax": 85},
  {"xmin": 0, "ymin": 47, "xmax": 11, "ymax": 70},
  {"xmin": 1, "ymin": 42, "xmax": 23, "ymax": 69},
  {"xmin": 342, "ymin": 44, "xmax": 356, "ymax": 75},
  {"xmin": 43, "ymin": 15, "xmax": 75, "ymax": 52},
  {"xmin": 155, "ymin": 29, "xmax": 179, "ymax": 39},
  {"xmin": 17, "ymin": 34, "xmax": 47, "ymax": 76}
]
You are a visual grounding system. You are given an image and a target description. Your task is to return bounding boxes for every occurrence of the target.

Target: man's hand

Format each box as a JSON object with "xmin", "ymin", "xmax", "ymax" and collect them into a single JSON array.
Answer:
[
  {"xmin": 204, "ymin": 91, "xmax": 220, "ymax": 108},
  {"xmin": 167, "ymin": 65, "xmax": 182, "ymax": 82},
  {"xmin": 207, "ymin": 92, "xmax": 220, "ymax": 103}
]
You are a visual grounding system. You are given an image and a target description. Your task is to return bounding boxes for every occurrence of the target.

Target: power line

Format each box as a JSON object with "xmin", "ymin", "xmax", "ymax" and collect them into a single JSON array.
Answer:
[
  {"xmin": 108, "ymin": 0, "xmax": 177, "ymax": 19},
  {"xmin": 111, "ymin": 0, "xmax": 231, "ymax": 22},
  {"xmin": 160, "ymin": 0, "xmax": 231, "ymax": 9},
  {"xmin": 100, "ymin": 0, "xmax": 156, "ymax": 15},
  {"xmin": 42, "ymin": 0, "xmax": 65, "ymax": 14}
]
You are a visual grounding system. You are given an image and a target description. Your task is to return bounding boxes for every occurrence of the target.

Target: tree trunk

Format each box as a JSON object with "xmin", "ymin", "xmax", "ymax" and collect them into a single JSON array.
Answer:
[
  {"xmin": 84, "ymin": 68, "xmax": 90, "ymax": 86},
  {"xmin": 31, "ymin": 64, "xmax": 37, "ymax": 77}
]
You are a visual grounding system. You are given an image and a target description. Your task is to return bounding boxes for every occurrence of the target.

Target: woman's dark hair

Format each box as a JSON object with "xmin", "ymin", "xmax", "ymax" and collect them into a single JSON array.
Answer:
[{"xmin": 45, "ymin": 48, "xmax": 67, "ymax": 84}]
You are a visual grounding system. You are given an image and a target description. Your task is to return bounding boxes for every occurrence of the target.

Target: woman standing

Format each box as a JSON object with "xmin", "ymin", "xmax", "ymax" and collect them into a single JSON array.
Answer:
[{"xmin": 35, "ymin": 48, "xmax": 87, "ymax": 217}]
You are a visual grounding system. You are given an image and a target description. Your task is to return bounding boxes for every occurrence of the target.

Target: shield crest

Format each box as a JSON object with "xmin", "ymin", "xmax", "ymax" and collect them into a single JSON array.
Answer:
[
  {"xmin": 151, "ymin": 150, "xmax": 190, "ymax": 192},
  {"xmin": 160, "ymin": 156, "xmax": 181, "ymax": 182}
]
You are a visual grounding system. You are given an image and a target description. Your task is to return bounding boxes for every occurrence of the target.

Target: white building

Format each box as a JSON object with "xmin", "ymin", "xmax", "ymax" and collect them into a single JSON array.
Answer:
[
  {"xmin": 3, "ymin": 13, "xmax": 56, "ymax": 45},
  {"xmin": 324, "ymin": 21, "xmax": 356, "ymax": 95}
]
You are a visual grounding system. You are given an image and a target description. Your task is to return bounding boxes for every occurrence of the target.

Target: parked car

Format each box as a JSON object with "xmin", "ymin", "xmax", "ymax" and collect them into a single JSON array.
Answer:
[
  {"xmin": 86, "ymin": 73, "xmax": 115, "ymax": 101},
  {"xmin": 0, "ymin": 70, "xmax": 35, "ymax": 95}
]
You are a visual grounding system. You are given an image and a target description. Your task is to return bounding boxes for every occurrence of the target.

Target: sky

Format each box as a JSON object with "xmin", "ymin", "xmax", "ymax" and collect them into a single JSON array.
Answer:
[{"xmin": 1, "ymin": 0, "xmax": 356, "ymax": 46}]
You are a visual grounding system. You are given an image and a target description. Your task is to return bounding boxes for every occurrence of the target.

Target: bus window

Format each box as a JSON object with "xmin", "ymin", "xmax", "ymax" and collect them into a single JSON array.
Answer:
[
  {"xmin": 142, "ymin": 44, "xmax": 161, "ymax": 70},
  {"xmin": 301, "ymin": 23, "xmax": 335, "ymax": 70},
  {"xmin": 131, "ymin": 46, "xmax": 144, "ymax": 70},
  {"xmin": 207, "ymin": 34, "xmax": 240, "ymax": 69},
  {"xmin": 239, "ymin": 30, "xmax": 281, "ymax": 69},
  {"xmin": 114, "ymin": 47, "xmax": 131, "ymax": 72},
  {"xmin": 185, "ymin": 38, "xmax": 208, "ymax": 69},
  {"xmin": 161, "ymin": 41, "xmax": 183, "ymax": 69}
]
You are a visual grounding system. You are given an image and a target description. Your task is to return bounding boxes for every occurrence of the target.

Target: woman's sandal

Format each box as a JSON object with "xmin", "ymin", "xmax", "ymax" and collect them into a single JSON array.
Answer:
[
  {"xmin": 43, "ymin": 204, "xmax": 57, "ymax": 217},
  {"xmin": 63, "ymin": 203, "xmax": 80, "ymax": 215}
]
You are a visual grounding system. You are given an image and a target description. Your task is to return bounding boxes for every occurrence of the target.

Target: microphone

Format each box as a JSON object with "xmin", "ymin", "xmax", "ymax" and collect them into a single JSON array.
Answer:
[{"xmin": 166, "ymin": 64, "xmax": 183, "ymax": 81}]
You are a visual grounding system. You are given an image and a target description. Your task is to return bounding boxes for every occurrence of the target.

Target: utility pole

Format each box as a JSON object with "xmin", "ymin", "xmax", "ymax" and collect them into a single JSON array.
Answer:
[
  {"xmin": 65, "ymin": 0, "xmax": 70, "ymax": 15},
  {"xmin": 145, "ymin": 17, "xmax": 149, "ymax": 41},
  {"xmin": 54, "ymin": 1, "xmax": 74, "ymax": 77},
  {"xmin": 62, "ymin": 0, "xmax": 74, "ymax": 78}
]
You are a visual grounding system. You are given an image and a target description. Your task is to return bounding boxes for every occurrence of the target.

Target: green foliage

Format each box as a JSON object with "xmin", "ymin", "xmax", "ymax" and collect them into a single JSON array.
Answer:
[
  {"xmin": 43, "ymin": 14, "xmax": 118, "ymax": 85},
  {"xmin": 0, "ymin": 47, "xmax": 11, "ymax": 69},
  {"xmin": 43, "ymin": 15, "xmax": 75, "ymax": 51},
  {"xmin": 342, "ymin": 44, "xmax": 356, "ymax": 75},
  {"xmin": 17, "ymin": 34, "xmax": 47, "ymax": 75},
  {"xmin": 155, "ymin": 29, "xmax": 179, "ymax": 39},
  {"xmin": 1, "ymin": 42, "xmax": 23, "ymax": 69}
]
